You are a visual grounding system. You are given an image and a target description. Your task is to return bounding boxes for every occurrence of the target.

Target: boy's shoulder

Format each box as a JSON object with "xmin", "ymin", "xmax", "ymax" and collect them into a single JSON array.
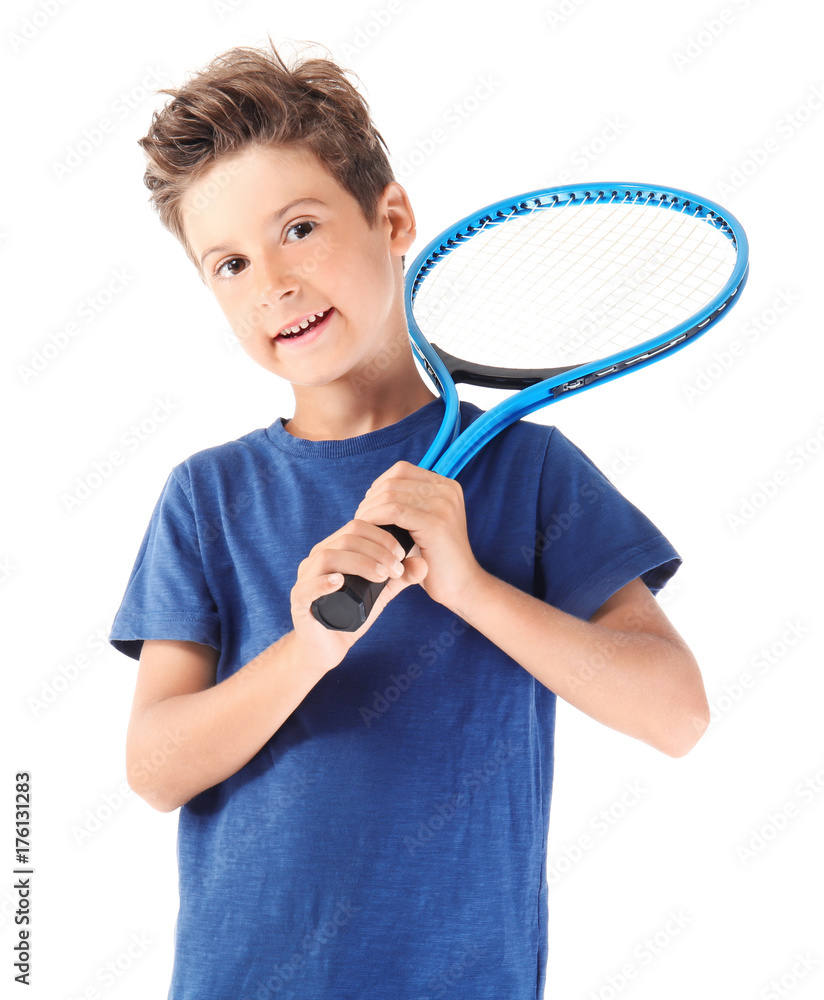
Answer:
[{"xmin": 169, "ymin": 423, "xmax": 273, "ymax": 484}]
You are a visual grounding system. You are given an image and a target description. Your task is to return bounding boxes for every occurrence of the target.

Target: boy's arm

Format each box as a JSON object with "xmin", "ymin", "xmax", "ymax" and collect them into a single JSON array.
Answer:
[
  {"xmin": 125, "ymin": 515, "xmax": 424, "ymax": 813},
  {"xmin": 354, "ymin": 460, "xmax": 709, "ymax": 758},
  {"xmin": 451, "ymin": 572, "xmax": 709, "ymax": 757},
  {"xmin": 126, "ymin": 632, "xmax": 329, "ymax": 813}
]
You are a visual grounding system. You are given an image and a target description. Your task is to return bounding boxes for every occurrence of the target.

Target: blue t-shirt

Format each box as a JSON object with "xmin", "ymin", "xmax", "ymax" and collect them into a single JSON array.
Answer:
[{"xmin": 109, "ymin": 398, "xmax": 679, "ymax": 1000}]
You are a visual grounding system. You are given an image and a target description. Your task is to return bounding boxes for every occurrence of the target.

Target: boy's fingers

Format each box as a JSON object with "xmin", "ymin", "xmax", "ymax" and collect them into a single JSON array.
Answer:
[
  {"xmin": 348, "ymin": 519, "xmax": 408, "ymax": 561},
  {"xmin": 312, "ymin": 520, "xmax": 406, "ymax": 564},
  {"xmin": 312, "ymin": 553, "xmax": 403, "ymax": 587},
  {"xmin": 300, "ymin": 526, "xmax": 410, "ymax": 598},
  {"xmin": 323, "ymin": 534, "xmax": 405, "ymax": 572},
  {"xmin": 401, "ymin": 555, "xmax": 428, "ymax": 584},
  {"xmin": 368, "ymin": 556, "xmax": 428, "ymax": 619},
  {"xmin": 366, "ymin": 466, "xmax": 446, "ymax": 501}
]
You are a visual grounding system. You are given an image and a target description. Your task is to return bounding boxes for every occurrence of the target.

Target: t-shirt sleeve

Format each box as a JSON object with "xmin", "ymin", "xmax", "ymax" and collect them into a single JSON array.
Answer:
[
  {"xmin": 108, "ymin": 466, "xmax": 221, "ymax": 661},
  {"xmin": 534, "ymin": 427, "xmax": 681, "ymax": 621}
]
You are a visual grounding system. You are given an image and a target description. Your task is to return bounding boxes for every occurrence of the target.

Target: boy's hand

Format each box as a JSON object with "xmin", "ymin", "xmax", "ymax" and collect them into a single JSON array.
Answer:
[
  {"xmin": 290, "ymin": 515, "xmax": 428, "ymax": 672},
  {"xmin": 354, "ymin": 461, "xmax": 485, "ymax": 613}
]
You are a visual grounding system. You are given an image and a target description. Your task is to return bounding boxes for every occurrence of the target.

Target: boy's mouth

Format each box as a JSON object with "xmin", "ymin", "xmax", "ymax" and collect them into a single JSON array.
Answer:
[{"xmin": 275, "ymin": 307, "xmax": 333, "ymax": 340}]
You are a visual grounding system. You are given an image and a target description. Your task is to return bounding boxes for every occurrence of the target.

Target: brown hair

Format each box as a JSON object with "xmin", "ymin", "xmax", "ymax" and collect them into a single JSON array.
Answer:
[{"xmin": 137, "ymin": 37, "xmax": 395, "ymax": 275}]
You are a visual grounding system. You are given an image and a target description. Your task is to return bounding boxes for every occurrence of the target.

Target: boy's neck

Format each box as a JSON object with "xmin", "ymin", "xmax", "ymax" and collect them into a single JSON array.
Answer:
[{"xmin": 283, "ymin": 380, "xmax": 440, "ymax": 441}]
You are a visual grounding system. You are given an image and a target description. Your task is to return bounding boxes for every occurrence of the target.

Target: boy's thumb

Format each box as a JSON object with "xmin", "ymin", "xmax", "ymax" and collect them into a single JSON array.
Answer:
[{"xmin": 396, "ymin": 554, "xmax": 427, "ymax": 589}]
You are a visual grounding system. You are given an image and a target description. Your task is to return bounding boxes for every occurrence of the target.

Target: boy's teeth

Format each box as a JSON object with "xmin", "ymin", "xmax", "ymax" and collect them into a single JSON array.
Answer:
[{"xmin": 281, "ymin": 310, "xmax": 326, "ymax": 336}]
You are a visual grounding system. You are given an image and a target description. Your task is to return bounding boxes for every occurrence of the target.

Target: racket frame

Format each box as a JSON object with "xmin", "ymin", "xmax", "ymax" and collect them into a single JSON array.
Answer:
[
  {"xmin": 310, "ymin": 181, "xmax": 749, "ymax": 630},
  {"xmin": 404, "ymin": 182, "xmax": 749, "ymax": 479}
]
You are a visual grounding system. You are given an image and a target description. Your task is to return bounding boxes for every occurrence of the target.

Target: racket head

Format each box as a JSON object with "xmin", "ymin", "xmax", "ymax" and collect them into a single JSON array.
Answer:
[{"xmin": 403, "ymin": 182, "xmax": 749, "ymax": 477}]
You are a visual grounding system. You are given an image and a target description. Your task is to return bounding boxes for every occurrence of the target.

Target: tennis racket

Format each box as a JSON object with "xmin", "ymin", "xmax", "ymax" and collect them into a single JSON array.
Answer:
[{"xmin": 310, "ymin": 181, "xmax": 749, "ymax": 631}]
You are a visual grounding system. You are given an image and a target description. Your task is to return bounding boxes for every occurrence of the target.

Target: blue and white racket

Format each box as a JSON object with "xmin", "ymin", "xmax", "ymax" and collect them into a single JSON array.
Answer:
[{"xmin": 311, "ymin": 182, "xmax": 749, "ymax": 631}]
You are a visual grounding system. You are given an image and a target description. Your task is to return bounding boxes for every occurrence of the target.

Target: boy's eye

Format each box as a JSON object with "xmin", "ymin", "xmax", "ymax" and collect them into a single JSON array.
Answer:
[
  {"xmin": 216, "ymin": 258, "xmax": 246, "ymax": 279},
  {"xmin": 212, "ymin": 220, "xmax": 316, "ymax": 279},
  {"xmin": 285, "ymin": 220, "xmax": 316, "ymax": 242}
]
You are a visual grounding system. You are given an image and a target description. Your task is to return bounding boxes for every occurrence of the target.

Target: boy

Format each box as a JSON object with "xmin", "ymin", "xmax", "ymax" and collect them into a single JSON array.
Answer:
[{"xmin": 110, "ymin": 39, "xmax": 710, "ymax": 999}]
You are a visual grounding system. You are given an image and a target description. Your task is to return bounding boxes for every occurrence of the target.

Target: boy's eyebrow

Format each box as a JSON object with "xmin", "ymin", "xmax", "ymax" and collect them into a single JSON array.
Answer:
[{"xmin": 199, "ymin": 197, "xmax": 327, "ymax": 267}]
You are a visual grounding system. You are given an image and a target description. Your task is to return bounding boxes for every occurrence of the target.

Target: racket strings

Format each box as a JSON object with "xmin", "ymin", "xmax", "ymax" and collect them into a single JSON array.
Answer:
[
  {"xmin": 414, "ymin": 199, "xmax": 622, "ymax": 359},
  {"xmin": 473, "ymin": 202, "xmax": 723, "ymax": 356},
  {"xmin": 503, "ymin": 196, "xmax": 660, "ymax": 344},
  {"xmin": 577, "ymin": 205, "xmax": 730, "ymax": 348},
  {"xmin": 413, "ymin": 195, "xmax": 738, "ymax": 370}
]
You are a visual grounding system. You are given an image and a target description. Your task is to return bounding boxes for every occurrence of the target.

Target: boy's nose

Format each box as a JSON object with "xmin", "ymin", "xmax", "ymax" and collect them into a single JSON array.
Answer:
[{"xmin": 255, "ymin": 261, "xmax": 300, "ymax": 309}]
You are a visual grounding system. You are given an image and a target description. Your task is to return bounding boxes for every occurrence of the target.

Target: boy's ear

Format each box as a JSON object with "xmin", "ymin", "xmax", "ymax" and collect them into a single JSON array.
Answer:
[{"xmin": 381, "ymin": 181, "xmax": 416, "ymax": 257}]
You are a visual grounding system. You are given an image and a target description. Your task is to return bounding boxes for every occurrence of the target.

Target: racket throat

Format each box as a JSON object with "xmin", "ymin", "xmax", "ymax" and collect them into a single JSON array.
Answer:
[{"xmin": 433, "ymin": 345, "xmax": 577, "ymax": 391}]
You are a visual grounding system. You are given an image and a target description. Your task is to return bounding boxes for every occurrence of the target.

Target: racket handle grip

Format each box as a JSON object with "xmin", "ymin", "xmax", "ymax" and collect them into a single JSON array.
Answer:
[{"xmin": 310, "ymin": 525, "xmax": 415, "ymax": 632}]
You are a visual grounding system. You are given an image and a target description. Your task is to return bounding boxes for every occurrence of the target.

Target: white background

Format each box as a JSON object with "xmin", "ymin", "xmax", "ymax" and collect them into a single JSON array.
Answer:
[{"xmin": 3, "ymin": 0, "xmax": 822, "ymax": 997}]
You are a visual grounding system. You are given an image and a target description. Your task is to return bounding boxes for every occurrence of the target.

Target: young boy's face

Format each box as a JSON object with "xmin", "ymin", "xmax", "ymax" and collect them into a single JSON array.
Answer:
[{"xmin": 180, "ymin": 144, "xmax": 415, "ymax": 389}]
